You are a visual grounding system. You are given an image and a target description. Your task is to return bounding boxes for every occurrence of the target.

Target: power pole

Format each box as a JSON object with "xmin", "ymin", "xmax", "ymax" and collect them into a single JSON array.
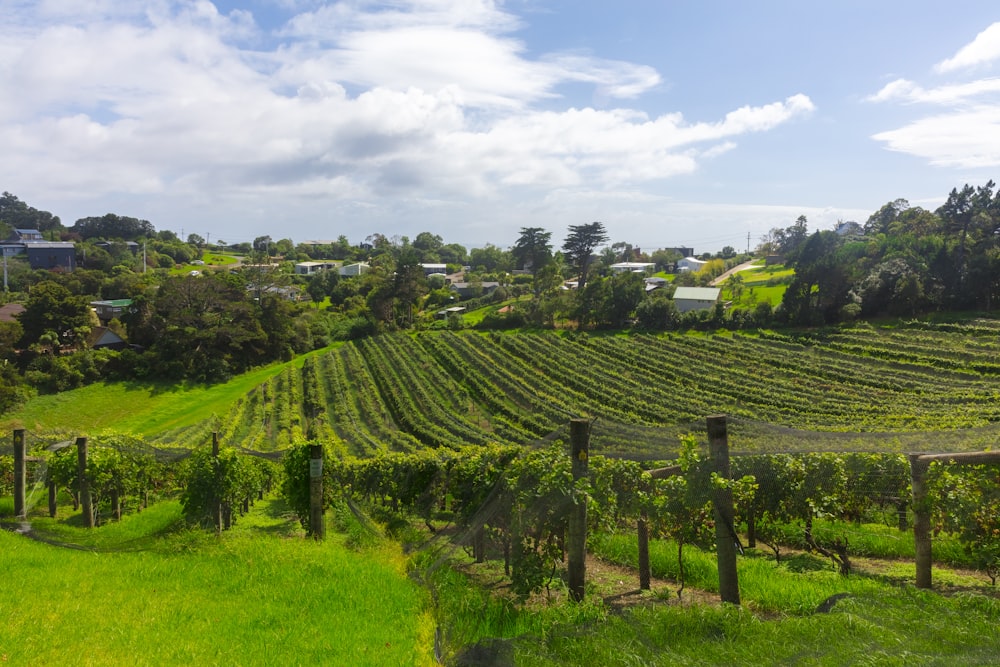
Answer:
[{"xmin": 746, "ymin": 231, "xmax": 751, "ymax": 255}]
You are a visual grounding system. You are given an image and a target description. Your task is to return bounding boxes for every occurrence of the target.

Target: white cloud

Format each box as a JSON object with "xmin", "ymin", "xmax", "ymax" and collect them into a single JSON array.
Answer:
[
  {"xmin": 872, "ymin": 107, "xmax": 1000, "ymax": 168},
  {"xmin": 869, "ymin": 21, "xmax": 1000, "ymax": 168},
  {"xmin": 0, "ymin": 0, "xmax": 816, "ymax": 240},
  {"xmin": 935, "ymin": 22, "xmax": 1000, "ymax": 73},
  {"xmin": 868, "ymin": 77, "xmax": 1000, "ymax": 105}
]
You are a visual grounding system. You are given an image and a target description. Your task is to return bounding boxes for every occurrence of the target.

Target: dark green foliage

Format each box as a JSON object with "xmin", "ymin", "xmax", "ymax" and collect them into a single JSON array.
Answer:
[
  {"xmin": 180, "ymin": 445, "xmax": 275, "ymax": 528},
  {"xmin": 71, "ymin": 213, "xmax": 155, "ymax": 241}
]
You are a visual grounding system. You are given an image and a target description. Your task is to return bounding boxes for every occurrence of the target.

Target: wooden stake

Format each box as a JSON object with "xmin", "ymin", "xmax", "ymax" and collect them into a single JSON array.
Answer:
[
  {"xmin": 77, "ymin": 437, "xmax": 94, "ymax": 529},
  {"xmin": 212, "ymin": 432, "xmax": 222, "ymax": 535},
  {"xmin": 13, "ymin": 430, "xmax": 25, "ymax": 519},
  {"xmin": 708, "ymin": 415, "xmax": 740, "ymax": 605},
  {"xmin": 909, "ymin": 454, "xmax": 932, "ymax": 589},
  {"xmin": 638, "ymin": 511, "xmax": 651, "ymax": 591},
  {"xmin": 309, "ymin": 444, "xmax": 325, "ymax": 540},
  {"xmin": 567, "ymin": 419, "xmax": 590, "ymax": 602}
]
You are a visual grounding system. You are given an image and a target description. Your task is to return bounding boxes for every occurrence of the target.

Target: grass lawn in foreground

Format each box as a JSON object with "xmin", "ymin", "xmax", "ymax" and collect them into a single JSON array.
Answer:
[{"xmin": 0, "ymin": 498, "xmax": 435, "ymax": 666}]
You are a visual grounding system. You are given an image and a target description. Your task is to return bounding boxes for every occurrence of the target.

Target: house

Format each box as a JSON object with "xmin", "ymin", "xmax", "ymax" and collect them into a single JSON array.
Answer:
[
  {"xmin": 25, "ymin": 242, "xmax": 76, "ymax": 271},
  {"xmin": 834, "ymin": 221, "xmax": 864, "ymax": 237},
  {"xmin": 644, "ymin": 276, "xmax": 668, "ymax": 292},
  {"xmin": 610, "ymin": 262, "xmax": 655, "ymax": 274},
  {"xmin": 95, "ymin": 240, "xmax": 140, "ymax": 254},
  {"xmin": 419, "ymin": 263, "xmax": 448, "ymax": 276},
  {"xmin": 449, "ymin": 281, "xmax": 500, "ymax": 299},
  {"xmin": 672, "ymin": 286, "xmax": 721, "ymax": 313},
  {"xmin": 90, "ymin": 299, "xmax": 133, "ymax": 324},
  {"xmin": 294, "ymin": 261, "xmax": 338, "ymax": 276},
  {"xmin": 677, "ymin": 257, "xmax": 707, "ymax": 273},
  {"xmin": 11, "ymin": 229, "xmax": 43, "ymax": 243},
  {"xmin": 88, "ymin": 326, "xmax": 128, "ymax": 351},
  {"xmin": 339, "ymin": 262, "xmax": 370, "ymax": 277},
  {"xmin": 435, "ymin": 306, "xmax": 466, "ymax": 319},
  {"xmin": 663, "ymin": 246, "xmax": 694, "ymax": 258}
]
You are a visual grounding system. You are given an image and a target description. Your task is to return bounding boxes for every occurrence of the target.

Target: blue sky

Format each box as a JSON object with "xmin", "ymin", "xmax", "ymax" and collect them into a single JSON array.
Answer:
[{"xmin": 3, "ymin": 1, "xmax": 1000, "ymax": 254}]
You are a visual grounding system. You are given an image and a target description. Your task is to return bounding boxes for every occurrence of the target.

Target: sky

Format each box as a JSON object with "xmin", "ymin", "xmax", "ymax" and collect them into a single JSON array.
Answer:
[{"xmin": 3, "ymin": 1, "xmax": 1000, "ymax": 255}]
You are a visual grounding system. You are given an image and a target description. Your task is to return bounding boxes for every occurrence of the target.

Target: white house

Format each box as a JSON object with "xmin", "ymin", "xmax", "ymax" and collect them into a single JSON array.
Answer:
[
  {"xmin": 609, "ymin": 262, "xmax": 655, "ymax": 274},
  {"xmin": 672, "ymin": 286, "xmax": 721, "ymax": 312},
  {"xmin": 339, "ymin": 262, "xmax": 370, "ymax": 276},
  {"xmin": 419, "ymin": 263, "xmax": 448, "ymax": 276},
  {"xmin": 677, "ymin": 257, "xmax": 707, "ymax": 273},
  {"xmin": 294, "ymin": 261, "xmax": 338, "ymax": 275}
]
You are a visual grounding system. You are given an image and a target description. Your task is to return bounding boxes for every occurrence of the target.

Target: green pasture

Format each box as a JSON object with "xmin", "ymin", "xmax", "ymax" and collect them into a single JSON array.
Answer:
[{"xmin": 0, "ymin": 498, "xmax": 435, "ymax": 666}]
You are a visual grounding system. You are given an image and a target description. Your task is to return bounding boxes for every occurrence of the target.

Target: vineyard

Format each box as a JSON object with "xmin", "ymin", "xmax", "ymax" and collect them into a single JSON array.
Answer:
[
  {"xmin": 5, "ymin": 320, "xmax": 1000, "ymax": 663},
  {"xmin": 136, "ymin": 319, "xmax": 1000, "ymax": 457}
]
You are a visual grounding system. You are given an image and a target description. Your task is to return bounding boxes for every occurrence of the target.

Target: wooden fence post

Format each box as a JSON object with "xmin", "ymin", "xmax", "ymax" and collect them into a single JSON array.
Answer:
[
  {"xmin": 638, "ymin": 510, "xmax": 651, "ymax": 591},
  {"xmin": 708, "ymin": 415, "xmax": 740, "ymax": 605},
  {"xmin": 13, "ymin": 429, "xmax": 25, "ymax": 519},
  {"xmin": 77, "ymin": 437, "xmax": 94, "ymax": 529},
  {"xmin": 568, "ymin": 419, "xmax": 590, "ymax": 602},
  {"xmin": 309, "ymin": 444, "xmax": 325, "ymax": 540},
  {"xmin": 909, "ymin": 454, "xmax": 932, "ymax": 589},
  {"xmin": 212, "ymin": 432, "xmax": 223, "ymax": 535}
]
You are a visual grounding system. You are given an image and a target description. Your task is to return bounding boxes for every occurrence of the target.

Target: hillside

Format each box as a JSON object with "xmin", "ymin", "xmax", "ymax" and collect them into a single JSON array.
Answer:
[{"xmin": 7, "ymin": 319, "xmax": 1000, "ymax": 457}]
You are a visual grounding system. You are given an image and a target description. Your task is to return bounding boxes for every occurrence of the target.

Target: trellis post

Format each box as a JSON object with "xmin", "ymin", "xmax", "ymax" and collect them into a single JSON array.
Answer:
[
  {"xmin": 907, "ymin": 450, "xmax": 1000, "ymax": 589},
  {"xmin": 908, "ymin": 454, "xmax": 932, "ymax": 589},
  {"xmin": 212, "ymin": 432, "xmax": 223, "ymax": 535},
  {"xmin": 77, "ymin": 437, "xmax": 94, "ymax": 528},
  {"xmin": 13, "ymin": 429, "xmax": 25, "ymax": 519},
  {"xmin": 567, "ymin": 419, "xmax": 590, "ymax": 602},
  {"xmin": 309, "ymin": 444, "xmax": 325, "ymax": 540},
  {"xmin": 708, "ymin": 415, "xmax": 740, "ymax": 605},
  {"xmin": 637, "ymin": 511, "xmax": 651, "ymax": 590}
]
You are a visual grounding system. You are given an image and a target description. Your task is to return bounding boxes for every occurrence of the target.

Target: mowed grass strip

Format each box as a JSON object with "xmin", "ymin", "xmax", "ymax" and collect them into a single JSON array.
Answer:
[{"xmin": 0, "ymin": 499, "xmax": 435, "ymax": 666}]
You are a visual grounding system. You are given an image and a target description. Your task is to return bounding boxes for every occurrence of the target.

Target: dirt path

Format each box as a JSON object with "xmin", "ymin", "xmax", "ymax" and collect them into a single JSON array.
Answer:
[{"xmin": 709, "ymin": 259, "xmax": 759, "ymax": 286}]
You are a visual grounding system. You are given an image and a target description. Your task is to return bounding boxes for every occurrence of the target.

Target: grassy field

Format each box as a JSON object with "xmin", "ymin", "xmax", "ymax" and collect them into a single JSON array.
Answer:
[
  {"xmin": 0, "ymin": 346, "xmax": 335, "ymax": 437},
  {"xmin": 0, "ymin": 498, "xmax": 435, "ymax": 666}
]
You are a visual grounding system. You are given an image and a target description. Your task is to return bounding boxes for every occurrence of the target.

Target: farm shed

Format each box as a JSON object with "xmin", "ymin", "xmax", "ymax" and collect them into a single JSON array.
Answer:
[{"xmin": 672, "ymin": 286, "xmax": 721, "ymax": 312}]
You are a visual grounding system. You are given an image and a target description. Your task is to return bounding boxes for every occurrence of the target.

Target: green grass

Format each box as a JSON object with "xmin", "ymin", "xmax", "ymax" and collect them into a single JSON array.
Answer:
[
  {"xmin": 511, "ymin": 587, "xmax": 1000, "ymax": 666},
  {"xmin": 0, "ymin": 345, "xmax": 338, "ymax": 437},
  {"xmin": 526, "ymin": 530, "xmax": 1000, "ymax": 665},
  {"xmin": 0, "ymin": 498, "xmax": 435, "ymax": 666}
]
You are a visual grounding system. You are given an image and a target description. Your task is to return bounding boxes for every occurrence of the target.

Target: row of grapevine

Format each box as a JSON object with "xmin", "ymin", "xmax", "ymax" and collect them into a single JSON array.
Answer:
[
  {"xmin": 148, "ymin": 327, "xmax": 1000, "ymax": 454},
  {"xmin": 282, "ymin": 438, "xmax": 1000, "ymax": 593}
]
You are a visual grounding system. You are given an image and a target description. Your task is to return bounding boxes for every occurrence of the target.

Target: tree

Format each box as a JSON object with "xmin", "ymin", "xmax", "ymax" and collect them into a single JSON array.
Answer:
[
  {"xmin": 412, "ymin": 232, "xmax": 444, "ymax": 261},
  {"xmin": 71, "ymin": 214, "xmax": 154, "ymax": 240},
  {"xmin": 0, "ymin": 192, "xmax": 63, "ymax": 235},
  {"xmin": 18, "ymin": 281, "xmax": 92, "ymax": 350},
  {"xmin": 512, "ymin": 227, "xmax": 553, "ymax": 299},
  {"xmin": 127, "ymin": 274, "xmax": 268, "ymax": 382},
  {"xmin": 253, "ymin": 236, "xmax": 273, "ymax": 255},
  {"xmin": 469, "ymin": 244, "xmax": 511, "ymax": 273},
  {"xmin": 562, "ymin": 222, "xmax": 608, "ymax": 289},
  {"xmin": 511, "ymin": 227, "xmax": 552, "ymax": 273}
]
